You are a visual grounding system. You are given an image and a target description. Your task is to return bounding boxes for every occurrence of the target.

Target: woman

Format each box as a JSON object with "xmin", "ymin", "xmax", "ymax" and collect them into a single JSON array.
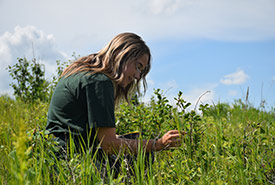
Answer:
[{"xmin": 46, "ymin": 32, "xmax": 182, "ymax": 171}]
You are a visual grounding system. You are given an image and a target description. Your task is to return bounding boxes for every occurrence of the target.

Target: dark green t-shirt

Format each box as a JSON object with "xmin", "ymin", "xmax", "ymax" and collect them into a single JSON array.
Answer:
[{"xmin": 46, "ymin": 72, "xmax": 115, "ymax": 149}]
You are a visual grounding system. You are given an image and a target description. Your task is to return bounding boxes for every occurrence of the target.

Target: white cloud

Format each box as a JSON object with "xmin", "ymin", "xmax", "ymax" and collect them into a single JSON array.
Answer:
[
  {"xmin": 1, "ymin": 0, "xmax": 275, "ymax": 42},
  {"xmin": 138, "ymin": 0, "xmax": 275, "ymax": 41},
  {"xmin": 0, "ymin": 26, "xmax": 68, "ymax": 95},
  {"xmin": 272, "ymin": 76, "xmax": 275, "ymax": 81},
  {"xmin": 220, "ymin": 69, "xmax": 249, "ymax": 85},
  {"xmin": 148, "ymin": 0, "xmax": 182, "ymax": 15}
]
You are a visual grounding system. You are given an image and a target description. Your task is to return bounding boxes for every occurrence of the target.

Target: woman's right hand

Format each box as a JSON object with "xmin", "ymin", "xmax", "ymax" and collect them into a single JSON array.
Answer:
[{"xmin": 155, "ymin": 130, "xmax": 183, "ymax": 151}]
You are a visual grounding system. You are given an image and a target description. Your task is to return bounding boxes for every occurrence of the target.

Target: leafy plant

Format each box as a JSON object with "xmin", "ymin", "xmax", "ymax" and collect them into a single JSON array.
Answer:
[
  {"xmin": 1, "ymin": 77, "xmax": 274, "ymax": 184},
  {"xmin": 7, "ymin": 57, "xmax": 50, "ymax": 102}
]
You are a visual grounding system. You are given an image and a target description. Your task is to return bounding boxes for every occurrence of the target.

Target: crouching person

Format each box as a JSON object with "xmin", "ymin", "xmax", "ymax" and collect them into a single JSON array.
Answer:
[{"xmin": 46, "ymin": 32, "xmax": 182, "ymax": 181}]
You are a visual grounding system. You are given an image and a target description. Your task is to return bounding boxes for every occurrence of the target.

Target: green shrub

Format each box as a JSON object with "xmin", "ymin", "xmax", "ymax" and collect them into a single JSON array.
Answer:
[
  {"xmin": 7, "ymin": 57, "xmax": 50, "ymax": 102},
  {"xmin": 0, "ymin": 89, "xmax": 274, "ymax": 184}
]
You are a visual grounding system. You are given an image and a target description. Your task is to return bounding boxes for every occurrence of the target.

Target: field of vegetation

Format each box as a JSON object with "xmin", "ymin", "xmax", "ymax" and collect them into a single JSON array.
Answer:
[
  {"xmin": 0, "ymin": 57, "xmax": 274, "ymax": 184},
  {"xmin": 0, "ymin": 91, "xmax": 274, "ymax": 184}
]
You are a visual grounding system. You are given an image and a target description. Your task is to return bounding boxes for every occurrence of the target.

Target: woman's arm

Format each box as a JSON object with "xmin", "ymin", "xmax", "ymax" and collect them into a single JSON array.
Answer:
[{"xmin": 97, "ymin": 127, "xmax": 182, "ymax": 154}]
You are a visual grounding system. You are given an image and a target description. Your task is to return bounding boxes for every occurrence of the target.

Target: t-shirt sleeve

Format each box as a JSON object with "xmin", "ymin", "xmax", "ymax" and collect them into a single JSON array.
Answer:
[{"xmin": 85, "ymin": 79, "xmax": 115, "ymax": 128}]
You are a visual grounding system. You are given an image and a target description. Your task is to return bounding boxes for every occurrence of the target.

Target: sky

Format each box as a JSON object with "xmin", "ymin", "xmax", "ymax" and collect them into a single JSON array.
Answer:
[{"xmin": 1, "ymin": 0, "xmax": 275, "ymax": 110}]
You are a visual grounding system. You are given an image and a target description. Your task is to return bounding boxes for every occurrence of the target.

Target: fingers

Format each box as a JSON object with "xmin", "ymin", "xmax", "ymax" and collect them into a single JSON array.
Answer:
[
  {"xmin": 167, "ymin": 132, "xmax": 181, "ymax": 141},
  {"xmin": 167, "ymin": 133, "xmax": 180, "ymax": 140},
  {"xmin": 157, "ymin": 130, "xmax": 187, "ymax": 150},
  {"xmin": 162, "ymin": 130, "xmax": 186, "ymax": 149},
  {"xmin": 167, "ymin": 130, "xmax": 187, "ymax": 136},
  {"xmin": 167, "ymin": 130, "xmax": 180, "ymax": 134},
  {"xmin": 162, "ymin": 139, "xmax": 181, "ymax": 150}
]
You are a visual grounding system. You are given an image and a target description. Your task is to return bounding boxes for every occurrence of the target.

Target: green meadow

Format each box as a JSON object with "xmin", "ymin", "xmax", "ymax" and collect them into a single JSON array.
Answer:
[
  {"xmin": 1, "ymin": 57, "xmax": 274, "ymax": 184},
  {"xmin": 0, "ymin": 89, "xmax": 274, "ymax": 184}
]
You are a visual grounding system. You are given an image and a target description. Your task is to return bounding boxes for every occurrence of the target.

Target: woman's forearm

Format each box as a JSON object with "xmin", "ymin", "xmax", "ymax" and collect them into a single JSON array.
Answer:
[
  {"xmin": 97, "ymin": 128, "xmax": 181, "ymax": 155},
  {"xmin": 101, "ymin": 137, "xmax": 162, "ymax": 154}
]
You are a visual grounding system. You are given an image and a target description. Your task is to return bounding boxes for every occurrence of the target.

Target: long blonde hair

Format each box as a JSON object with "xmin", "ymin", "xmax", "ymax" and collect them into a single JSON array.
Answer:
[{"xmin": 61, "ymin": 32, "xmax": 151, "ymax": 105}]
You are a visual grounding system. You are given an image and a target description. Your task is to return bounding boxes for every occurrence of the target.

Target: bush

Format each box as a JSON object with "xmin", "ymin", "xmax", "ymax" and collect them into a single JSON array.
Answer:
[{"xmin": 7, "ymin": 57, "xmax": 50, "ymax": 102}]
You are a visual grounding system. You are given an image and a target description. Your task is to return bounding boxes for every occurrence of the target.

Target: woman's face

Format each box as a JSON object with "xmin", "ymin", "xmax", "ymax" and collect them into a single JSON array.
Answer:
[{"xmin": 120, "ymin": 54, "xmax": 149, "ymax": 88}]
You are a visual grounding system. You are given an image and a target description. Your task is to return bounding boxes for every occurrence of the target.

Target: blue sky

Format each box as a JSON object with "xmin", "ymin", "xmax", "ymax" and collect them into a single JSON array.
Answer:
[
  {"xmin": 0, "ymin": 0, "xmax": 274, "ymax": 110},
  {"xmin": 147, "ymin": 39, "xmax": 275, "ymax": 108}
]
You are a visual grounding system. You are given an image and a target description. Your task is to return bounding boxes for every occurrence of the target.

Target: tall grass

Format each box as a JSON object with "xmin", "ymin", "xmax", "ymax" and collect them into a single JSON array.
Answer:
[{"xmin": 0, "ymin": 94, "xmax": 274, "ymax": 184}]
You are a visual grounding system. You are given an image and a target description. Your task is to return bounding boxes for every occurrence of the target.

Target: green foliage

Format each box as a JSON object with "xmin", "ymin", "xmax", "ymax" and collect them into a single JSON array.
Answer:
[
  {"xmin": 116, "ymin": 89, "xmax": 175, "ymax": 137},
  {"xmin": 115, "ymin": 90, "xmax": 275, "ymax": 184},
  {"xmin": 7, "ymin": 53, "xmax": 77, "ymax": 103},
  {"xmin": 3, "ymin": 54, "xmax": 274, "ymax": 183},
  {"xmin": 7, "ymin": 57, "xmax": 50, "ymax": 102},
  {"xmin": 0, "ymin": 88, "xmax": 274, "ymax": 184}
]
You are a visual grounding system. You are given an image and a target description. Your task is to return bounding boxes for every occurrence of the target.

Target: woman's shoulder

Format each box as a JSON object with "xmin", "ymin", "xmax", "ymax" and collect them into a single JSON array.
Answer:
[
  {"xmin": 91, "ymin": 72, "xmax": 111, "ymax": 81},
  {"xmin": 78, "ymin": 72, "xmax": 113, "ymax": 86},
  {"xmin": 81, "ymin": 72, "xmax": 111, "ymax": 81}
]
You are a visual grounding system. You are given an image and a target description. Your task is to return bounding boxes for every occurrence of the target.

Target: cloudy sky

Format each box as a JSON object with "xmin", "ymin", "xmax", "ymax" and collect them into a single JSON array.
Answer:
[{"xmin": 1, "ymin": 0, "xmax": 275, "ymax": 110}]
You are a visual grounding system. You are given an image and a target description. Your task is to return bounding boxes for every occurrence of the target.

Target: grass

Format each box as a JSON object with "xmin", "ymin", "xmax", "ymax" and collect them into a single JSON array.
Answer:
[{"xmin": 0, "ymin": 93, "xmax": 274, "ymax": 184}]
